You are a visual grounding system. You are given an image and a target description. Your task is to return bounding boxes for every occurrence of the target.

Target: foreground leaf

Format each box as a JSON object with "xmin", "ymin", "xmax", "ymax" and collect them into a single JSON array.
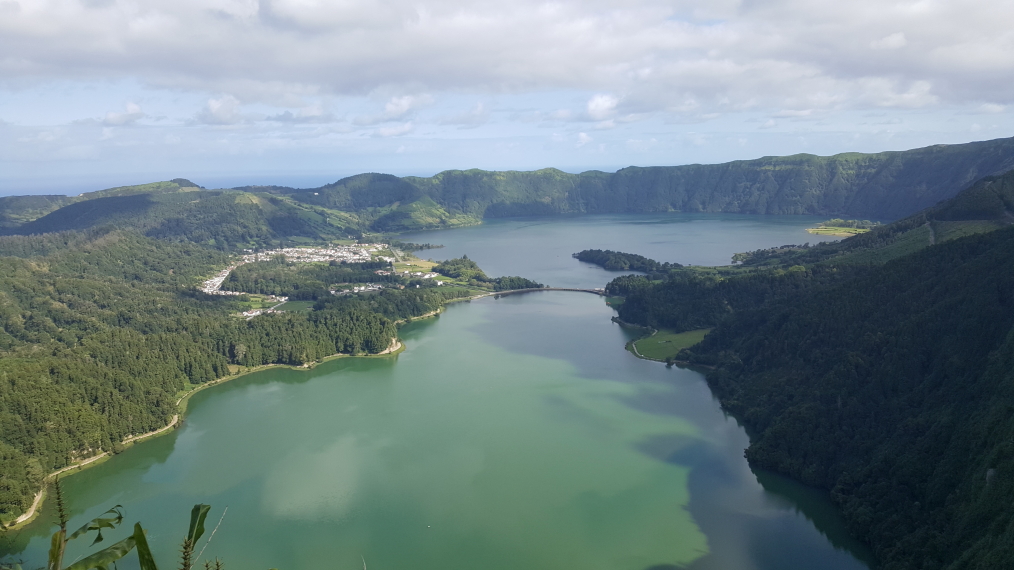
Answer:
[
  {"xmin": 67, "ymin": 506, "xmax": 124, "ymax": 546},
  {"xmin": 187, "ymin": 505, "xmax": 211, "ymax": 545},
  {"xmin": 132, "ymin": 523, "xmax": 159, "ymax": 570},
  {"xmin": 63, "ymin": 534, "xmax": 136, "ymax": 570},
  {"xmin": 47, "ymin": 529, "xmax": 65, "ymax": 570}
]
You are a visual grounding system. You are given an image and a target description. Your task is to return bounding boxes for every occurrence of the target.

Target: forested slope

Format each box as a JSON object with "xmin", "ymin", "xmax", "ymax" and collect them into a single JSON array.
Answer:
[
  {"xmin": 600, "ymin": 168, "xmax": 1014, "ymax": 568},
  {"xmin": 688, "ymin": 227, "xmax": 1014, "ymax": 569},
  {"xmin": 0, "ymin": 230, "xmax": 472, "ymax": 522},
  {"xmin": 9, "ymin": 190, "xmax": 353, "ymax": 249}
]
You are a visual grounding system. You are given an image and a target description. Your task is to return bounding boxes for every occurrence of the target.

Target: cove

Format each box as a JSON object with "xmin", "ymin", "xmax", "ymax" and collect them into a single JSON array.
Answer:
[{"xmin": 5, "ymin": 214, "xmax": 870, "ymax": 570}]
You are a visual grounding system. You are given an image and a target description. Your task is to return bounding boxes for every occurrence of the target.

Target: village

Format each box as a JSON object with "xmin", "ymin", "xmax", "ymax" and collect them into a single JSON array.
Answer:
[
  {"xmin": 199, "ymin": 243, "xmax": 391, "ymax": 295},
  {"xmin": 194, "ymin": 243, "xmax": 453, "ymax": 320}
]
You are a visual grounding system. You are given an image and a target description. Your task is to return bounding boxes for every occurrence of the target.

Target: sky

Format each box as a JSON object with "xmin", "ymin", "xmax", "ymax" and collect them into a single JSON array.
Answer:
[{"xmin": 2, "ymin": 0, "xmax": 1013, "ymax": 195}]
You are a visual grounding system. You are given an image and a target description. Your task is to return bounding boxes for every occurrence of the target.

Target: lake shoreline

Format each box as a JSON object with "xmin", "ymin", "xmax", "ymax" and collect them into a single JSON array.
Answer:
[
  {"xmin": 4, "ymin": 287, "xmax": 540, "ymax": 531},
  {"xmin": 4, "ymin": 337, "xmax": 408, "ymax": 531}
]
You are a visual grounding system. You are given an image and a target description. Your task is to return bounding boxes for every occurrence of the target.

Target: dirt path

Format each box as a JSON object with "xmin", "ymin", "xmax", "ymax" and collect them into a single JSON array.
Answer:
[
  {"xmin": 627, "ymin": 328, "xmax": 658, "ymax": 360},
  {"xmin": 123, "ymin": 415, "xmax": 180, "ymax": 444},
  {"xmin": 377, "ymin": 339, "xmax": 403, "ymax": 355}
]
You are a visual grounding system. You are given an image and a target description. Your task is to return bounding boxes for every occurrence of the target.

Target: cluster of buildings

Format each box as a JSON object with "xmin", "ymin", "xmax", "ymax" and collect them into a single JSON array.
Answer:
[
  {"xmin": 238, "ymin": 244, "xmax": 387, "ymax": 265},
  {"xmin": 199, "ymin": 244, "xmax": 389, "ymax": 295},
  {"xmin": 200, "ymin": 265, "xmax": 245, "ymax": 295},
  {"xmin": 331, "ymin": 284, "xmax": 385, "ymax": 295},
  {"xmin": 400, "ymin": 270, "xmax": 441, "ymax": 279}
]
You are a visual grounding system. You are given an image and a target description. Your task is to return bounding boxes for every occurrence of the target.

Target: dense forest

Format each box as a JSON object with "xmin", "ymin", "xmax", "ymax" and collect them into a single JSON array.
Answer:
[
  {"xmin": 685, "ymin": 227, "xmax": 1014, "ymax": 569},
  {"xmin": 432, "ymin": 256, "xmax": 544, "ymax": 291},
  {"xmin": 573, "ymin": 249, "xmax": 682, "ymax": 273},
  {"xmin": 0, "ymin": 229, "xmax": 497, "ymax": 522},
  {"xmin": 3, "ymin": 137, "xmax": 1014, "ymax": 237},
  {"xmin": 600, "ymin": 169, "xmax": 1014, "ymax": 569}
]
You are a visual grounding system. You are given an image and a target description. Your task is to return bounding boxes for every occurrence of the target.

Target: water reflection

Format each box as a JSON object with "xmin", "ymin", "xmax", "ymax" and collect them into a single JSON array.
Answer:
[{"xmin": 4, "ymin": 258, "xmax": 870, "ymax": 570}]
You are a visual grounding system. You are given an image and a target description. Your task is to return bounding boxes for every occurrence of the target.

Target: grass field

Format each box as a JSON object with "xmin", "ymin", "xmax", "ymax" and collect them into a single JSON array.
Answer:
[
  {"xmin": 630, "ymin": 328, "xmax": 712, "ymax": 361},
  {"xmin": 805, "ymin": 226, "xmax": 870, "ymax": 236},
  {"xmin": 394, "ymin": 259, "xmax": 438, "ymax": 273},
  {"xmin": 235, "ymin": 294, "xmax": 280, "ymax": 311}
]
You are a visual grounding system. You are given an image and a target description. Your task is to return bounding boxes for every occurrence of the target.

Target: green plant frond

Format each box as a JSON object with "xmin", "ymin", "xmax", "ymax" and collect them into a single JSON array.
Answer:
[
  {"xmin": 186, "ymin": 505, "xmax": 211, "ymax": 545},
  {"xmin": 68, "ymin": 506, "xmax": 125, "ymax": 546},
  {"xmin": 62, "ymin": 534, "xmax": 136, "ymax": 570},
  {"xmin": 132, "ymin": 523, "xmax": 159, "ymax": 570},
  {"xmin": 47, "ymin": 529, "xmax": 66, "ymax": 570}
]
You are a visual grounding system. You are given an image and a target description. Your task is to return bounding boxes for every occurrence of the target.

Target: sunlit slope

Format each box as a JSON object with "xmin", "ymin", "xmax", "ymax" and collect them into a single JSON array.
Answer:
[
  {"xmin": 0, "ymin": 195, "xmax": 78, "ymax": 230},
  {"xmin": 7, "ymin": 187, "xmax": 355, "ymax": 248},
  {"xmin": 0, "ymin": 179, "xmax": 203, "ymax": 230}
]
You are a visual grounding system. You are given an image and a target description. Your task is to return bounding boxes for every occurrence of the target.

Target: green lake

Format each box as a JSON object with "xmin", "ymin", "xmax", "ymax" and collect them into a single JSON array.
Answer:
[
  {"xmin": 5, "ymin": 215, "xmax": 871, "ymax": 570},
  {"xmin": 399, "ymin": 212, "xmax": 840, "ymax": 288}
]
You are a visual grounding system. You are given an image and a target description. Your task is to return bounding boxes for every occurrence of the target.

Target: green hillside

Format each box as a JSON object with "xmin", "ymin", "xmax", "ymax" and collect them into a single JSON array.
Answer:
[
  {"xmin": 689, "ymin": 226, "xmax": 1014, "ymax": 570},
  {"xmin": 601, "ymin": 168, "xmax": 1014, "ymax": 569},
  {"xmin": 730, "ymin": 167, "xmax": 1014, "ymax": 268},
  {"xmin": 293, "ymin": 136, "xmax": 1014, "ymax": 221},
  {"xmin": 4, "ymin": 136, "xmax": 1014, "ymax": 240},
  {"xmin": 0, "ymin": 195, "xmax": 77, "ymax": 230},
  {"xmin": 9, "ymin": 188, "xmax": 357, "ymax": 249}
]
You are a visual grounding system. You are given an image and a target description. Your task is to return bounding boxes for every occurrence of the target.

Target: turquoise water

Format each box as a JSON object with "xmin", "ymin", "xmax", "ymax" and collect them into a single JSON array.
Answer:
[{"xmin": 4, "ymin": 215, "xmax": 871, "ymax": 570}]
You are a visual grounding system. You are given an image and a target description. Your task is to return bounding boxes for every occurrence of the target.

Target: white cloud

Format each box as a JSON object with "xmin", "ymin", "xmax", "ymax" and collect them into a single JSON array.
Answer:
[
  {"xmin": 355, "ymin": 94, "xmax": 433, "ymax": 125},
  {"xmin": 197, "ymin": 95, "xmax": 243, "ymax": 125},
  {"xmin": 587, "ymin": 94, "xmax": 619, "ymax": 120},
  {"xmin": 3, "ymin": 0, "xmax": 1014, "ymax": 192},
  {"xmin": 103, "ymin": 102, "xmax": 145, "ymax": 126},
  {"xmin": 267, "ymin": 103, "xmax": 336, "ymax": 123},
  {"xmin": 859, "ymin": 79, "xmax": 938, "ymax": 108},
  {"xmin": 0, "ymin": 0, "xmax": 1010, "ymax": 116}
]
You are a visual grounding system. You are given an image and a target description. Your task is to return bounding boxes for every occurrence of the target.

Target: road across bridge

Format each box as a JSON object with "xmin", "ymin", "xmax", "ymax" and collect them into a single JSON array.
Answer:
[{"xmin": 490, "ymin": 287, "xmax": 606, "ymax": 296}]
